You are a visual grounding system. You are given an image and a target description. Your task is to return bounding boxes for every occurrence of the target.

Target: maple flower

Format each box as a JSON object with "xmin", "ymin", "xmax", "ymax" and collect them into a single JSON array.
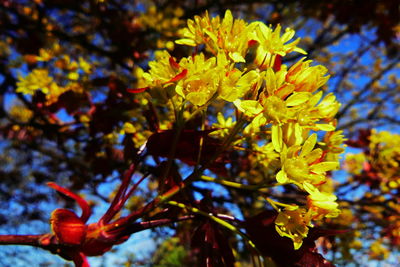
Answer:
[
  {"xmin": 304, "ymin": 182, "xmax": 340, "ymax": 220},
  {"xmin": 218, "ymin": 67, "xmax": 261, "ymax": 102},
  {"xmin": 140, "ymin": 50, "xmax": 262, "ymax": 106},
  {"xmin": 262, "ymin": 67, "xmax": 294, "ymax": 101},
  {"xmin": 286, "ymin": 58, "xmax": 330, "ymax": 93},
  {"xmin": 370, "ymin": 130, "xmax": 400, "ymax": 180},
  {"xmin": 9, "ymin": 104, "xmax": 33, "ymax": 123},
  {"xmin": 294, "ymin": 91, "xmax": 340, "ymax": 132},
  {"xmin": 369, "ymin": 240, "xmax": 390, "ymax": 260},
  {"xmin": 249, "ymin": 23, "xmax": 306, "ymax": 69},
  {"xmin": 139, "ymin": 5, "xmax": 185, "ymax": 43},
  {"xmin": 142, "ymin": 50, "xmax": 186, "ymax": 88},
  {"xmin": 247, "ymin": 66, "xmax": 336, "ymax": 147},
  {"xmin": 16, "ymin": 69, "xmax": 59, "ymax": 95},
  {"xmin": 176, "ymin": 10, "xmax": 251, "ymax": 62},
  {"xmin": 211, "ymin": 112, "xmax": 236, "ymax": 138},
  {"xmin": 175, "ymin": 53, "xmax": 219, "ymax": 106},
  {"xmin": 276, "ymin": 133, "xmax": 339, "ymax": 188},
  {"xmin": 275, "ymin": 205, "xmax": 312, "ymax": 250},
  {"xmin": 248, "ymin": 59, "xmax": 338, "ymax": 134},
  {"xmin": 321, "ymin": 130, "xmax": 346, "ymax": 162},
  {"xmin": 344, "ymin": 153, "xmax": 366, "ymax": 175}
]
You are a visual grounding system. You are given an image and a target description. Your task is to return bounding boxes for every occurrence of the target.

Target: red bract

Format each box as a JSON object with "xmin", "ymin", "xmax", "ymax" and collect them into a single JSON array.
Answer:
[
  {"xmin": 273, "ymin": 55, "xmax": 282, "ymax": 72},
  {"xmin": 127, "ymin": 58, "xmax": 187, "ymax": 94},
  {"xmin": 50, "ymin": 209, "xmax": 87, "ymax": 246},
  {"xmin": 126, "ymin": 86, "xmax": 149, "ymax": 93},
  {"xmin": 39, "ymin": 165, "xmax": 155, "ymax": 267}
]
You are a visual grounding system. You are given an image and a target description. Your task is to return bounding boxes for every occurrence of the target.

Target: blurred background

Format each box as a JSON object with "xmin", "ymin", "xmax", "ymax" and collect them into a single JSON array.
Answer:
[{"xmin": 0, "ymin": 0, "xmax": 399, "ymax": 266}]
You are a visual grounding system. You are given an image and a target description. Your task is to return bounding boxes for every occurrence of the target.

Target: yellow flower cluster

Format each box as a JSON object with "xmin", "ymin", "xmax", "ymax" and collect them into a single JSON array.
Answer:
[
  {"xmin": 345, "ymin": 130, "xmax": 400, "ymax": 191},
  {"xmin": 137, "ymin": 10, "xmax": 343, "ymax": 250},
  {"xmin": 9, "ymin": 103, "xmax": 34, "ymax": 123},
  {"xmin": 16, "ymin": 48, "xmax": 92, "ymax": 105},
  {"xmin": 17, "ymin": 69, "xmax": 58, "ymax": 95},
  {"xmin": 369, "ymin": 131, "xmax": 400, "ymax": 188},
  {"xmin": 138, "ymin": 6, "xmax": 185, "ymax": 50},
  {"xmin": 369, "ymin": 239, "xmax": 390, "ymax": 260}
]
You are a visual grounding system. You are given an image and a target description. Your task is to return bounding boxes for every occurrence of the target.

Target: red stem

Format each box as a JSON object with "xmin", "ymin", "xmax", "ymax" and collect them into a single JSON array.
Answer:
[
  {"xmin": 99, "ymin": 163, "xmax": 136, "ymax": 224},
  {"xmin": 0, "ymin": 234, "xmax": 44, "ymax": 246},
  {"xmin": 119, "ymin": 173, "xmax": 149, "ymax": 210}
]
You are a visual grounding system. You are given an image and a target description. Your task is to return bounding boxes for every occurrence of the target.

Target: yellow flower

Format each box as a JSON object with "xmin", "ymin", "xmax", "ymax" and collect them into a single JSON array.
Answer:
[
  {"xmin": 263, "ymin": 66, "xmax": 294, "ymax": 99},
  {"xmin": 275, "ymin": 205, "xmax": 312, "ymax": 250},
  {"xmin": 141, "ymin": 51, "xmax": 262, "ymax": 106},
  {"xmin": 281, "ymin": 122, "xmax": 310, "ymax": 147},
  {"xmin": 369, "ymin": 240, "xmax": 390, "ymax": 260},
  {"xmin": 176, "ymin": 10, "xmax": 250, "ymax": 62},
  {"xmin": 259, "ymin": 68, "xmax": 316, "ymax": 125},
  {"xmin": 276, "ymin": 133, "xmax": 339, "ymax": 187},
  {"xmin": 253, "ymin": 58, "xmax": 337, "ymax": 135},
  {"xmin": 304, "ymin": 182, "xmax": 340, "ymax": 220},
  {"xmin": 143, "ymin": 50, "xmax": 186, "ymax": 87},
  {"xmin": 175, "ymin": 53, "xmax": 218, "ymax": 106},
  {"xmin": 321, "ymin": 130, "xmax": 346, "ymax": 162},
  {"xmin": 36, "ymin": 48, "xmax": 53, "ymax": 62},
  {"xmin": 219, "ymin": 68, "xmax": 261, "ymax": 102},
  {"xmin": 139, "ymin": 6, "xmax": 185, "ymax": 37},
  {"xmin": 295, "ymin": 91, "xmax": 340, "ymax": 131},
  {"xmin": 262, "ymin": 95, "xmax": 290, "ymax": 123},
  {"xmin": 233, "ymin": 99, "xmax": 263, "ymax": 117},
  {"xmin": 78, "ymin": 57, "xmax": 92, "ymax": 74},
  {"xmin": 211, "ymin": 112, "xmax": 236, "ymax": 138},
  {"xmin": 286, "ymin": 58, "xmax": 330, "ymax": 93},
  {"xmin": 9, "ymin": 104, "xmax": 33, "ymax": 123},
  {"xmin": 344, "ymin": 153, "xmax": 366, "ymax": 175},
  {"xmin": 249, "ymin": 23, "xmax": 306, "ymax": 69},
  {"xmin": 16, "ymin": 69, "xmax": 58, "ymax": 95}
]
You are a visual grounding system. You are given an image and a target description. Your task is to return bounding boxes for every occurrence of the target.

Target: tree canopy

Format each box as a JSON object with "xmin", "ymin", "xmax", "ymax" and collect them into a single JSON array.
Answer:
[{"xmin": 0, "ymin": 0, "xmax": 399, "ymax": 266}]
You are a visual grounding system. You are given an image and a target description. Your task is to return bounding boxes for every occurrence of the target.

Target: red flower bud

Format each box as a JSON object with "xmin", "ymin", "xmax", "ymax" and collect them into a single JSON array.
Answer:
[{"xmin": 50, "ymin": 209, "xmax": 87, "ymax": 246}]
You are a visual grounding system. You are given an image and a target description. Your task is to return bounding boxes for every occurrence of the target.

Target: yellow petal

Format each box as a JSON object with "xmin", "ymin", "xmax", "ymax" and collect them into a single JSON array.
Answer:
[
  {"xmin": 294, "ymin": 46, "xmax": 307, "ymax": 55},
  {"xmin": 310, "ymin": 162, "xmax": 339, "ymax": 174},
  {"xmin": 229, "ymin": 52, "xmax": 245, "ymax": 63},
  {"xmin": 285, "ymin": 92, "xmax": 311, "ymax": 106},
  {"xmin": 123, "ymin": 122, "xmax": 136, "ymax": 134},
  {"xmin": 272, "ymin": 124, "xmax": 283, "ymax": 152},
  {"xmin": 305, "ymin": 148, "xmax": 323, "ymax": 164},
  {"xmin": 293, "ymin": 240, "xmax": 303, "ymax": 250},
  {"xmin": 233, "ymin": 99, "xmax": 263, "ymax": 116},
  {"xmin": 264, "ymin": 68, "xmax": 277, "ymax": 95},
  {"xmin": 222, "ymin": 10, "xmax": 233, "ymax": 31},
  {"xmin": 300, "ymin": 133, "xmax": 317, "ymax": 157},
  {"xmin": 294, "ymin": 122, "xmax": 305, "ymax": 145},
  {"xmin": 276, "ymin": 170, "xmax": 288, "ymax": 183},
  {"xmin": 315, "ymin": 124, "xmax": 335, "ymax": 131},
  {"xmin": 186, "ymin": 91, "xmax": 210, "ymax": 106},
  {"xmin": 204, "ymin": 28, "xmax": 217, "ymax": 43},
  {"xmin": 281, "ymin": 28, "xmax": 295, "ymax": 43},
  {"xmin": 236, "ymin": 70, "xmax": 260, "ymax": 97},
  {"xmin": 175, "ymin": 38, "xmax": 197, "ymax": 46},
  {"xmin": 303, "ymin": 181, "xmax": 316, "ymax": 194}
]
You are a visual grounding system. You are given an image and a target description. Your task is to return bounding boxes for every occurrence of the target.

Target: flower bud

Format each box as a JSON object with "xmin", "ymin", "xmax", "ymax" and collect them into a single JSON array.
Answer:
[{"xmin": 50, "ymin": 209, "xmax": 86, "ymax": 246}]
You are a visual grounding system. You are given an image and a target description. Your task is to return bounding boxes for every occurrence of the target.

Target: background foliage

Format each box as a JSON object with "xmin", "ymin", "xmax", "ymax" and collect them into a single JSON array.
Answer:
[{"xmin": 0, "ymin": 0, "xmax": 399, "ymax": 266}]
